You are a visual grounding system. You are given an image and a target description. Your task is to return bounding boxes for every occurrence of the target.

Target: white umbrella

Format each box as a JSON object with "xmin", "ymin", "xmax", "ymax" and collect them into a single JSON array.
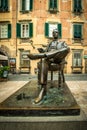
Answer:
[{"xmin": 0, "ymin": 54, "xmax": 8, "ymax": 60}]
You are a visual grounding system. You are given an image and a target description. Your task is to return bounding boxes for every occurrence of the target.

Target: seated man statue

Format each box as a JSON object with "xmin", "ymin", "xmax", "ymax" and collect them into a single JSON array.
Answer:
[{"xmin": 28, "ymin": 29, "xmax": 70, "ymax": 104}]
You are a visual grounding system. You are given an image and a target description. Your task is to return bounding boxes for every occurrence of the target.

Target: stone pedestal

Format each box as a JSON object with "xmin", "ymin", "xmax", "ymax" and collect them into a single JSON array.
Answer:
[{"xmin": 0, "ymin": 80, "xmax": 80, "ymax": 116}]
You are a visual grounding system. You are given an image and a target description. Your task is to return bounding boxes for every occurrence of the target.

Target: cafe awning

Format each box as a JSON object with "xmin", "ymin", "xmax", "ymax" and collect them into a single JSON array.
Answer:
[{"xmin": 0, "ymin": 54, "xmax": 8, "ymax": 60}]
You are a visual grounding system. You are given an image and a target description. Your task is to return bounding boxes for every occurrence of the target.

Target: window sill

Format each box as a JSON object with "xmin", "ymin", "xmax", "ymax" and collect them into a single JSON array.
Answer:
[
  {"xmin": 48, "ymin": 9, "xmax": 59, "ymax": 13},
  {"xmin": 0, "ymin": 38, "xmax": 10, "ymax": 40},
  {"xmin": 72, "ymin": 38, "xmax": 84, "ymax": 43},
  {"xmin": 72, "ymin": 9, "xmax": 84, "ymax": 15},
  {"xmin": 20, "ymin": 10, "xmax": 31, "ymax": 14},
  {"xmin": 0, "ymin": 10, "xmax": 10, "ymax": 13},
  {"xmin": 71, "ymin": 66, "xmax": 83, "ymax": 73},
  {"xmin": 71, "ymin": 66, "xmax": 83, "ymax": 69}
]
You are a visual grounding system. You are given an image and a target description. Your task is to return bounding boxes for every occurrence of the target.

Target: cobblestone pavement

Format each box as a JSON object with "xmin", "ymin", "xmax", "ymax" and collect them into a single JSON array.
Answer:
[{"xmin": 0, "ymin": 73, "xmax": 87, "ymax": 119}]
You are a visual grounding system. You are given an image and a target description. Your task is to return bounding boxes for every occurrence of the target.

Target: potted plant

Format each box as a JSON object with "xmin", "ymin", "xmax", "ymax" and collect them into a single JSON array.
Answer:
[{"xmin": 0, "ymin": 66, "xmax": 10, "ymax": 79}]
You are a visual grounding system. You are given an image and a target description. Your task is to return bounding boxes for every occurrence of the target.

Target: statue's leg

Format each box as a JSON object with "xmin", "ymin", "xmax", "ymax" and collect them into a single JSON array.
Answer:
[
  {"xmin": 61, "ymin": 69, "xmax": 65, "ymax": 83},
  {"xmin": 58, "ymin": 70, "xmax": 62, "ymax": 87},
  {"xmin": 34, "ymin": 59, "xmax": 48, "ymax": 104},
  {"xmin": 38, "ymin": 59, "xmax": 48, "ymax": 85}
]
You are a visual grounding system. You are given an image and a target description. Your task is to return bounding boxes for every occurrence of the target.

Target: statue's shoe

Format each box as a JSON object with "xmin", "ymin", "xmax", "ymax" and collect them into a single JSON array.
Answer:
[{"xmin": 34, "ymin": 88, "xmax": 45, "ymax": 104}]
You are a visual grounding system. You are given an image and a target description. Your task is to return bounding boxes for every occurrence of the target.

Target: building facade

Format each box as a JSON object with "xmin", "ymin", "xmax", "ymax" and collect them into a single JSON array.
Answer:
[{"xmin": 0, "ymin": 0, "xmax": 87, "ymax": 74}]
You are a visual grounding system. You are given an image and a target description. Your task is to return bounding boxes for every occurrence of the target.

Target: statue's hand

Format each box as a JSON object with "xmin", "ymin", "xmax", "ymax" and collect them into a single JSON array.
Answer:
[
  {"xmin": 37, "ymin": 48, "xmax": 45, "ymax": 53},
  {"xmin": 27, "ymin": 53, "xmax": 46, "ymax": 60},
  {"xmin": 27, "ymin": 54, "xmax": 37, "ymax": 60}
]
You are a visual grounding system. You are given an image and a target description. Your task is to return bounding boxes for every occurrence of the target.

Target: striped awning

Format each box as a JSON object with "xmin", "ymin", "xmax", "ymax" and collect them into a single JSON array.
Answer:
[{"xmin": 0, "ymin": 54, "xmax": 8, "ymax": 60}]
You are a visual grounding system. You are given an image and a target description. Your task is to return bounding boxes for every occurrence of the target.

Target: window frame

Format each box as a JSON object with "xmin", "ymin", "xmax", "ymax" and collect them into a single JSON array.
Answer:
[
  {"xmin": 20, "ymin": 0, "xmax": 33, "ymax": 13},
  {"xmin": 16, "ymin": 22, "xmax": 33, "ymax": 39},
  {"xmin": 72, "ymin": 50, "xmax": 82, "ymax": 67},
  {"xmin": 0, "ymin": 23, "xmax": 11, "ymax": 39},
  {"xmin": 20, "ymin": 50, "xmax": 30, "ymax": 68},
  {"xmin": 45, "ymin": 22, "xmax": 62, "ymax": 39},
  {"xmin": 73, "ymin": 0, "xmax": 83, "ymax": 14},
  {"xmin": 0, "ymin": 0, "xmax": 9, "ymax": 12},
  {"xmin": 21, "ymin": 23, "xmax": 29, "ymax": 38},
  {"xmin": 48, "ymin": 0, "xmax": 58, "ymax": 13},
  {"xmin": 73, "ymin": 23, "xmax": 83, "ymax": 40}
]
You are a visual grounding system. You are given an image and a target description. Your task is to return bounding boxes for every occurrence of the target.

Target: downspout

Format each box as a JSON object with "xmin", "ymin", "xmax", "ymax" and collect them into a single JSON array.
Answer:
[{"xmin": 16, "ymin": 0, "xmax": 18, "ymax": 56}]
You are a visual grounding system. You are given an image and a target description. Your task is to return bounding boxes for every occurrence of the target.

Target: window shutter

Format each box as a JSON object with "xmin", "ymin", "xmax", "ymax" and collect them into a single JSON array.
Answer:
[
  {"xmin": 29, "ymin": 23, "xmax": 33, "ymax": 37},
  {"xmin": 22, "ymin": 0, "xmax": 25, "ymax": 11},
  {"xmin": 45, "ymin": 23, "xmax": 49, "ymax": 37},
  {"xmin": 8, "ymin": 24, "xmax": 11, "ymax": 38},
  {"xmin": 54, "ymin": 0, "xmax": 57, "ymax": 9},
  {"xmin": 49, "ymin": 0, "xmax": 57, "ymax": 9},
  {"xmin": 0, "ymin": 0, "xmax": 2, "ymax": 8},
  {"xmin": 58, "ymin": 23, "xmax": 62, "ymax": 38},
  {"xmin": 74, "ymin": 24, "xmax": 82, "ymax": 38},
  {"xmin": 78, "ymin": 25, "xmax": 82, "ymax": 38},
  {"xmin": 73, "ymin": 0, "xmax": 82, "ymax": 12},
  {"xmin": 73, "ymin": 0, "xmax": 76, "ymax": 11},
  {"xmin": 30, "ymin": 0, "xmax": 33, "ymax": 11},
  {"xmin": 49, "ymin": 0, "xmax": 53, "ymax": 9},
  {"xmin": 4, "ymin": 0, "xmax": 8, "ymax": 10},
  {"xmin": 16, "ymin": 23, "xmax": 21, "ymax": 38}
]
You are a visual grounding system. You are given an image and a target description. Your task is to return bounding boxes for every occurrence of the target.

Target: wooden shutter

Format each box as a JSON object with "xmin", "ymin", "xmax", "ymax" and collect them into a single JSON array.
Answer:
[
  {"xmin": 30, "ymin": 0, "xmax": 33, "ymax": 11},
  {"xmin": 45, "ymin": 23, "xmax": 49, "ymax": 37},
  {"xmin": 16, "ymin": 23, "xmax": 21, "ymax": 38},
  {"xmin": 49, "ymin": 0, "xmax": 53, "ymax": 9},
  {"xmin": 58, "ymin": 23, "xmax": 62, "ymax": 39},
  {"xmin": 22, "ymin": 0, "xmax": 25, "ymax": 11},
  {"xmin": 74, "ymin": 24, "xmax": 82, "ymax": 38},
  {"xmin": 49, "ymin": 0, "xmax": 57, "ymax": 9},
  {"xmin": 54, "ymin": 0, "xmax": 57, "ymax": 9},
  {"xmin": 4, "ymin": 0, "xmax": 8, "ymax": 10},
  {"xmin": 29, "ymin": 23, "xmax": 33, "ymax": 37},
  {"xmin": 8, "ymin": 24, "xmax": 11, "ymax": 38},
  {"xmin": 73, "ymin": 0, "xmax": 82, "ymax": 12}
]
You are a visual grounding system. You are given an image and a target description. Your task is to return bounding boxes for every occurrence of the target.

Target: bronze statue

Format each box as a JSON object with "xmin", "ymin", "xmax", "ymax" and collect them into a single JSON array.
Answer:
[{"xmin": 28, "ymin": 29, "xmax": 70, "ymax": 104}]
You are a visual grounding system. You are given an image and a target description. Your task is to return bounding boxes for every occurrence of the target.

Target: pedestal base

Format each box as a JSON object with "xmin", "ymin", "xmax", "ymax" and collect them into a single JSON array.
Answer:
[{"xmin": 0, "ymin": 80, "xmax": 80, "ymax": 116}]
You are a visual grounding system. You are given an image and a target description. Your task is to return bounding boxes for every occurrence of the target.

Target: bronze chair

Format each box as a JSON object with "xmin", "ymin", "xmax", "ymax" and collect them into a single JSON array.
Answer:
[{"xmin": 48, "ymin": 60, "xmax": 67, "ymax": 88}]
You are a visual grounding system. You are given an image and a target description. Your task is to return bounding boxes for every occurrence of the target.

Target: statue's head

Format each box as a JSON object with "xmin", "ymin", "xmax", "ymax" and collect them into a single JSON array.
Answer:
[{"xmin": 52, "ymin": 29, "xmax": 59, "ymax": 39}]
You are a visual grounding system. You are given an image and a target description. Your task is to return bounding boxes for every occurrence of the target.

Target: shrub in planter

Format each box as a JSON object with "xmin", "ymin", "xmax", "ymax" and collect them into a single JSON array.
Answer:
[{"xmin": 0, "ymin": 66, "xmax": 10, "ymax": 78}]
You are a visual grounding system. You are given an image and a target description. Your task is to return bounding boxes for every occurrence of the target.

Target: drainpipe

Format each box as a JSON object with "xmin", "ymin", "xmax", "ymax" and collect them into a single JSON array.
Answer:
[{"xmin": 16, "ymin": 0, "xmax": 18, "ymax": 56}]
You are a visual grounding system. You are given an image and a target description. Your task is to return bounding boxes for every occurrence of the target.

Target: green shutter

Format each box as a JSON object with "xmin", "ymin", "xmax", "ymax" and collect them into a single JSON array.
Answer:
[
  {"xmin": 0, "ymin": 0, "xmax": 2, "ymax": 8},
  {"xmin": 54, "ymin": 0, "xmax": 57, "ymax": 9},
  {"xmin": 8, "ymin": 24, "xmax": 11, "ymax": 38},
  {"xmin": 16, "ymin": 23, "xmax": 21, "ymax": 38},
  {"xmin": 22, "ymin": 0, "xmax": 25, "ymax": 11},
  {"xmin": 45, "ymin": 23, "xmax": 49, "ymax": 37},
  {"xmin": 29, "ymin": 23, "xmax": 33, "ymax": 37},
  {"xmin": 78, "ymin": 25, "xmax": 82, "ymax": 38},
  {"xmin": 49, "ymin": 0, "xmax": 53, "ymax": 9},
  {"xmin": 73, "ymin": 0, "xmax": 82, "ymax": 12},
  {"xmin": 30, "ymin": 0, "xmax": 33, "ymax": 11},
  {"xmin": 49, "ymin": 0, "xmax": 57, "ymax": 9},
  {"xmin": 74, "ymin": 24, "xmax": 82, "ymax": 38},
  {"xmin": 4, "ymin": 0, "xmax": 8, "ymax": 9},
  {"xmin": 58, "ymin": 23, "xmax": 62, "ymax": 39}
]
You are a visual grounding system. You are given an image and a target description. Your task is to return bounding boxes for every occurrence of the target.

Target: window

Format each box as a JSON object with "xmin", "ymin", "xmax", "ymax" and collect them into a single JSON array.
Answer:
[
  {"xmin": 45, "ymin": 22, "xmax": 62, "ymax": 38},
  {"xmin": 20, "ymin": 50, "xmax": 30, "ymax": 68},
  {"xmin": 72, "ymin": 51, "xmax": 82, "ymax": 67},
  {"xmin": 21, "ymin": 0, "xmax": 33, "ymax": 12},
  {"xmin": 0, "ymin": 0, "xmax": 9, "ymax": 12},
  {"xmin": 73, "ymin": 24, "xmax": 82, "ymax": 39},
  {"xmin": 21, "ymin": 24, "xmax": 29, "ymax": 38},
  {"xmin": 16, "ymin": 22, "xmax": 33, "ymax": 38},
  {"xmin": 73, "ymin": 0, "xmax": 82, "ymax": 13},
  {"xmin": 0, "ymin": 24, "xmax": 11, "ymax": 39},
  {"xmin": 49, "ymin": 0, "xmax": 58, "ymax": 12}
]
